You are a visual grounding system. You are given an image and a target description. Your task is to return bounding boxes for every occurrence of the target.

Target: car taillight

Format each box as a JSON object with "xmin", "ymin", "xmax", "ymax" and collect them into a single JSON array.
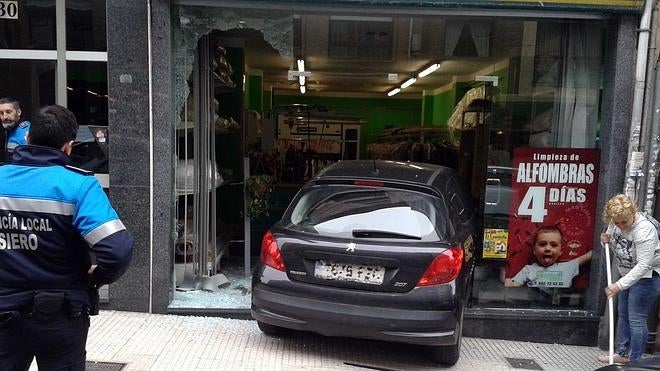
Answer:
[
  {"xmin": 260, "ymin": 230, "xmax": 286, "ymax": 271},
  {"xmin": 416, "ymin": 246, "xmax": 463, "ymax": 286}
]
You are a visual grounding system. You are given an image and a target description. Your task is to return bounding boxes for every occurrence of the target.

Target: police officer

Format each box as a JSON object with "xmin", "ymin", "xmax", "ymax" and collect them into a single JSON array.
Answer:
[
  {"xmin": 0, "ymin": 105, "xmax": 134, "ymax": 371},
  {"xmin": 0, "ymin": 97, "xmax": 31, "ymax": 159}
]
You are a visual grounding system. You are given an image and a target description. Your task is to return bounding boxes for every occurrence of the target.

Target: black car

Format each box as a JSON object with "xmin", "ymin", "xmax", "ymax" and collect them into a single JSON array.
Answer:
[
  {"xmin": 70, "ymin": 125, "xmax": 109, "ymax": 176},
  {"xmin": 484, "ymin": 165, "xmax": 514, "ymax": 227},
  {"xmin": 595, "ymin": 357, "xmax": 660, "ymax": 371},
  {"xmin": 251, "ymin": 160, "xmax": 476, "ymax": 365}
]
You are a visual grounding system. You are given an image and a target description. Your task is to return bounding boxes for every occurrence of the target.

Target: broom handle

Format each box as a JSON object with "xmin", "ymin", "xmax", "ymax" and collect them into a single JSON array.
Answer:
[{"xmin": 605, "ymin": 242, "xmax": 614, "ymax": 365}]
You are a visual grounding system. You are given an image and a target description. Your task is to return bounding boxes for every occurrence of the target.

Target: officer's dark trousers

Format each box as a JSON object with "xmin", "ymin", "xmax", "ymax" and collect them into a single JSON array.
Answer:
[{"xmin": 0, "ymin": 309, "xmax": 89, "ymax": 371}]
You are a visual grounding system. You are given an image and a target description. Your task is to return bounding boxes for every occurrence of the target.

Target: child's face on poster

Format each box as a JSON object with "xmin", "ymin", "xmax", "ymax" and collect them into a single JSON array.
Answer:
[{"xmin": 533, "ymin": 231, "xmax": 562, "ymax": 267}]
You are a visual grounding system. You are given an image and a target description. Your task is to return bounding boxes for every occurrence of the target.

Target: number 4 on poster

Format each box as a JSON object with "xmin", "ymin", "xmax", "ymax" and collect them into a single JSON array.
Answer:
[{"xmin": 517, "ymin": 186, "xmax": 548, "ymax": 223}]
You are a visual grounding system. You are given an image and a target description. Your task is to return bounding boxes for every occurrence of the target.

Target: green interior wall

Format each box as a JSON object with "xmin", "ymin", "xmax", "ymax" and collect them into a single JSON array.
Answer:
[
  {"xmin": 492, "ymin": 67, "xmax": 509, "ymax": 99},
  {"xmin": 431, "ymin": 87, "xmax": 457, "ymax": 126},
  {"xmin": 244, "ymin": 74, "xmax": 263, "ymax": 112},
  {"xmin": 243, "ymin": 74, "xmax": 251, "ymax": 110},
  {"xmin": 423, "ymin": 94, "xmax": 434, "ymax": 124},
  {"xmin": 262, "ymin": 89, "xmax": 272, "ymax": 115},
  {"xmin": 271, "ymin": 94, "xmax": 421, "ymax": 157}
]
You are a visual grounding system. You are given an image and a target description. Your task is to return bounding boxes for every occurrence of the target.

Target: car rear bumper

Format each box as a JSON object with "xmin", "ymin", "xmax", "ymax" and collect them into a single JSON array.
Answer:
[{"xmin": 251, "ymin": 282, "xmax": 461, "ymax": 346}]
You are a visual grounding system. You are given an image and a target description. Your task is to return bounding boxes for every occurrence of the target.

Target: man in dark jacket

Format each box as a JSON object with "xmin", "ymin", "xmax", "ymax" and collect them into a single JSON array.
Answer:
[{"xmin": 0, "ymin": 105, "xmax": 134, "ymax": 371}]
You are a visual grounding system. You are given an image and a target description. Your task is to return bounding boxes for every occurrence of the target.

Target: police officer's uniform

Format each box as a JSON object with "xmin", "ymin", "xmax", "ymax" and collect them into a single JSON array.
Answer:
[
  {"xmin": 0, "ymin": 145, "xmax": 134, "ymax": 371},
  {"xmin": 0, "ymin": 126, "xmax": 7, "ymax": 163},
  {"xmin": 3, "ymin": 120, "xmax": 30, "ymax": 159}
]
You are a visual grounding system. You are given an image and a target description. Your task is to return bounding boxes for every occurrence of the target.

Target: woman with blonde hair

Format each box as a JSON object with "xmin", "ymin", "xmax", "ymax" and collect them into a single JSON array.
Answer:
[{"xmin": 598, "ymin": 194, "xmax": 660, "ymax": 363}]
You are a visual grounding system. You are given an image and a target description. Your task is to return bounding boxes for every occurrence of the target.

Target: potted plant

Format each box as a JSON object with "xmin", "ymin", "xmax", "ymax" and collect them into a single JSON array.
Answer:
[{"xmin": 245, "ymin": 174, "xmax": 274, "ymax": 220}]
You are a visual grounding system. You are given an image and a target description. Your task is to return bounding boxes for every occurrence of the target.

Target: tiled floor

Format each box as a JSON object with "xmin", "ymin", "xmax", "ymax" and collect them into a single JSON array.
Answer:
[{"xmin": 27, "ymin": 310, "xmax": 613, "ymax": 370}]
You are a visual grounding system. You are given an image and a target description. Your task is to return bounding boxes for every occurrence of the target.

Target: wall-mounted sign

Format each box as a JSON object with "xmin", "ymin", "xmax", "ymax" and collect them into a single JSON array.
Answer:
[
  {"xmin": 475, "ymin": 75, "xmax": 499, "ymax": 87},
  {"xmin": 287, "ymin": 70, "xmax": 311, "ymax": 81},
  {"xmin": 0, "ymin": 1, "xmax": 17, "ymax": 20},
  {"xmin": 505, "ymin": 148, "xmax": 600, "ymax": 289}
]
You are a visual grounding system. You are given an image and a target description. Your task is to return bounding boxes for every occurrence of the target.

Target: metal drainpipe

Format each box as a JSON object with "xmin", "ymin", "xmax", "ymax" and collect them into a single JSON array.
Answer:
[
  {"xmin": 624, "ymin": 0, "xmax": 654, "ymax": 203},
  {"xmin": 642, "ymin": 3, "xmax": 660, "ymax": 213},
  {"xmin": 147, "ymin": 0, "xmax": 154, "ymax": 314},
  {"xmin": 641, "ymin": 5, "xmax": 660, "ymax": 348}
]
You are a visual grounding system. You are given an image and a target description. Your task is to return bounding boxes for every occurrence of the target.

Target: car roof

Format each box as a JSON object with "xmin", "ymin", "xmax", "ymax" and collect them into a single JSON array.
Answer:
[{"xmin": 314, "ymin": 160, "xmax": 454, "ymax": 186}]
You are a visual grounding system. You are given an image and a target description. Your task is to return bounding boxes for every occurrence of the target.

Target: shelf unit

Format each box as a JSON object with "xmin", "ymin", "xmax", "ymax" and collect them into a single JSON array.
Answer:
[{"xmin": 173, "ymin": 34, "xmax": 249, "ymax": 291}]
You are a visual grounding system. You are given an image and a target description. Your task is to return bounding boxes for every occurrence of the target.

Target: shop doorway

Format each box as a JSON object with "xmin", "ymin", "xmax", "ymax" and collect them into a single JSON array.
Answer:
[
  {"xmin": 172, "ymin": 33, "xmax": 252, "ymax": 310},
  {"xmin": 169, "ymin": 13, "xmax": 514, "ymax": 312}
]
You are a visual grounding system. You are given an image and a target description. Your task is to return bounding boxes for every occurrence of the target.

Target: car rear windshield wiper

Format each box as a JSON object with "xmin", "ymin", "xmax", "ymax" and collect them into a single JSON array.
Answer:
[{"xmin": 351, "ymin": 229, "xmax": 422, "ymax": 240}]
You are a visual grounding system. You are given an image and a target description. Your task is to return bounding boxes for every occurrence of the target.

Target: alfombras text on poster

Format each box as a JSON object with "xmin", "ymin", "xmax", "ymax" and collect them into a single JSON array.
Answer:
[{"xmin": 516, "ymin": 162, "xmax": 595, "ymax": 184}]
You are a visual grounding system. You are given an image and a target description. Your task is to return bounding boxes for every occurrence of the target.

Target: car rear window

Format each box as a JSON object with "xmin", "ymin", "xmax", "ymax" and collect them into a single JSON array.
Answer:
[{"xmin": 283, "ymin": 185, "xmax": 451, "ymax": 241}]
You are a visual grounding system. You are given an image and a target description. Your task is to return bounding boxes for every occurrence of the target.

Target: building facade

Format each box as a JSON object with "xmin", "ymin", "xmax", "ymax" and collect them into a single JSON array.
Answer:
[{"xmin": 0, "ymin": 0, "xmax": 650, "ymax": 345}]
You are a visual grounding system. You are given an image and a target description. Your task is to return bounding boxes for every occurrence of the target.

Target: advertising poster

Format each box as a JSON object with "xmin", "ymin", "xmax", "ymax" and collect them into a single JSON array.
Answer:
[
  {"xmin": 505, "ymin": 148, "xmax": 599, "ymax": 289},
  {"xmin": 483, "ymin": 228, "xmax": 508, "ymax": 259}
]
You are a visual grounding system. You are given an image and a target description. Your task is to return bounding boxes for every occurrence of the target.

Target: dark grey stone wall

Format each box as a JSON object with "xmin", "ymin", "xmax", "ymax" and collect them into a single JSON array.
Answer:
[
  {"xmin": 465, "ymin": 309, "xmax": 600, "ymax": 346},
  {"xmin": 151, "ymin": 0, "xmax": 175, "ymax": 314},
  {"xmin": 590, "ymin": 16, "xmax": 638, "ymax": 347},
  {"xmin": 106, "ymin": 0, "xmax": 173, "ymax": 313}
]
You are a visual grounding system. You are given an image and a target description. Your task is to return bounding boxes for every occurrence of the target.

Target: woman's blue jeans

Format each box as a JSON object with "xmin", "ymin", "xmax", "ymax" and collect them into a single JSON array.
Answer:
[{"xmin": 615, "ymin": 276, "xmax": 660, "ymax": 361}]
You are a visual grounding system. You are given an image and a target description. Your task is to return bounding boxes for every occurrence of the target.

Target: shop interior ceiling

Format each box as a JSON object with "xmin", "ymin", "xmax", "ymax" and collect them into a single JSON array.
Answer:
[{"xmin": 217, "ymin": 16, "xmax": 513, "ymax": 96}]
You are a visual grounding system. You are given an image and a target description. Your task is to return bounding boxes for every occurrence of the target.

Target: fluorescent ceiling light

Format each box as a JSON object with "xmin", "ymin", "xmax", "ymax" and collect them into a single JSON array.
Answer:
[
  {"xmin": 297, "ymin": 59, "xmax": 305, "ymax": 72},
  {"xmin": 299, "ymin": 75, "xmax": 306, "ymax": 86},
  {"xmin": 400, "ymin": 77, "xmax": 416, "ymax": 89},
  {"xmin": 300, "ymin": 85, "xmax": 306, "ymax": 94},
  {"xmin": 387, "ymin": 88, "xmax": 400, "ymax": 97},
  {"xmin": 418, "ymin": 63, "xmax": 440, "ymax": 78}
]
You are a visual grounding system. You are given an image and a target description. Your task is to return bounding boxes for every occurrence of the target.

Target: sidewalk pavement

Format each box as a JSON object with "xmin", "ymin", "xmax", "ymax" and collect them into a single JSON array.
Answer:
[{"xmin": 31, "ymin": 310, "xmax": 613, "ymax": 371}]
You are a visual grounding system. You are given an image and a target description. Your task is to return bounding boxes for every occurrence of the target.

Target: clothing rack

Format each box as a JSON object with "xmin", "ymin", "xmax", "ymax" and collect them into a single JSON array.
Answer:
[{"xmin": 368, "ymin": 126, "xmax": 457, "ymax": 168}]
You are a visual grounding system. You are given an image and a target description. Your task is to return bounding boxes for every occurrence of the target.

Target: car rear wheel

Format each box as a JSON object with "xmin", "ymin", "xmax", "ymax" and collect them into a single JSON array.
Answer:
[
  {"xmin": 429, "ymin": 328, "xmax": 462, "ymax": 365},
  {"xmin": 257, "ymin": 320, "xmax": 284, "ymax": 336}
]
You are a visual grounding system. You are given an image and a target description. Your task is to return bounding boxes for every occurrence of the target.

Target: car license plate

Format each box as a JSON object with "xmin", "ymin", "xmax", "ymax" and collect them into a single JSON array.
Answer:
[{"xmin": 314, "ymin": 260, "xmax": 384, "ymax": 285}]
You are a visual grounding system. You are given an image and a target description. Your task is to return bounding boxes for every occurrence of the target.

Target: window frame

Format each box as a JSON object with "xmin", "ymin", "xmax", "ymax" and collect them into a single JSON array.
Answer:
[{"xmin": 0, "ymin": 0, "xmax": 107, "ymax": 107}]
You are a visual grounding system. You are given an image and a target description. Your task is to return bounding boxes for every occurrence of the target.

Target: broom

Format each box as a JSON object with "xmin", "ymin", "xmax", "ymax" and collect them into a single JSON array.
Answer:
[{"xmin": 605, "ymin": 241, "xmax": 614, "ymax": 365}]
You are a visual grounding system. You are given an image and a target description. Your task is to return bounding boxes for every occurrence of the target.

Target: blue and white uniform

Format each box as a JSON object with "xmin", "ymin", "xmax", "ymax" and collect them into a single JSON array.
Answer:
[
  {"xmin": 5, "ymin": 119, "xmax": 29, "ymax": 153},
  {"xmin": 0, "ymin": 145, "xmax": 134, "ymax": 310}
]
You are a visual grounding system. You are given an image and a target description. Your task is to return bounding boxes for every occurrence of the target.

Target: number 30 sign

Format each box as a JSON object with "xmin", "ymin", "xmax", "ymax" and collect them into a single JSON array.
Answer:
[{"xmin": 0, "ymin": 1, "xmax": 18, "ymax": 20}]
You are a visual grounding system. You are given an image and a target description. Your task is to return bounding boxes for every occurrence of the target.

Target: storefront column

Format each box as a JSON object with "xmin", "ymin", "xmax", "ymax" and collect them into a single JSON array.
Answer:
[
  {"xmin": 107, "ymin": 0, "xmax": 173, "ymax": 313},
  {"xmin": 590, "ymin": 15, "xmax": 639, "ymax": 347},
  {"xmin": 149, "ymin": 0, "xmax": 175, "ymax": 314}
]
